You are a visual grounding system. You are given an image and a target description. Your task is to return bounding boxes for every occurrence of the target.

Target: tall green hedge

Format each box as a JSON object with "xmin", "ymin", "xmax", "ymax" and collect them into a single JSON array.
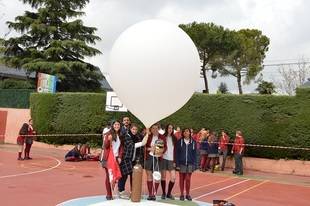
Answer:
[
  {"xmin": 0, "ymin": 89, "xmax": 34, "ymax": 108},
  {"xmin": 30, "ymin": 93, "xmax": 140, "ymax": 146},
  {"xmin": 30, "ymin": 90, "xmax": 310, "ymax": 160},
  {"xmin": 162, "ymin": 93, "xmax": 310, "ymax": 160}
]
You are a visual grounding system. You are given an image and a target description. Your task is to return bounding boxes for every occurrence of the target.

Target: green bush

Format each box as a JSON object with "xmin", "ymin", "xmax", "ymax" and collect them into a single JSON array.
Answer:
[
  {"xmin": 0, "ymin": 89, "xmax": 34, "ymax": 108},
  {"xmin": 0, "ymin": 78, "xmax": 35, "ymax": 89},
  {"xmin": 30, "ymin": 91, "xmax": 310, "ymax": 160}
]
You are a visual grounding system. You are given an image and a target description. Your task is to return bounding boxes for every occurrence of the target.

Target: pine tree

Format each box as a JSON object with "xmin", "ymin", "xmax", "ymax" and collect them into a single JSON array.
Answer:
[
  {"xmin": 217, "ymin": 82, "xmax": 228, "ymax": 94},
  {"xmin": 0, "ymin": 0, "xmax": 103, "ymax": 91}
]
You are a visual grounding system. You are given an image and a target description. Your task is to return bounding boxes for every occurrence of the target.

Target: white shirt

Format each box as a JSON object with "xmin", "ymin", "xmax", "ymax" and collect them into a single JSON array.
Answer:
[
  {"xmin": 112, "ymin": 135, "xmax": 121, "ymax": 157},
  {"xmin": 149, "ymin": 135, "xmax": 159, "ymax": 156},
  {"xmin": 163, "ymin": 136, "xmax": 174, "ymax": 161},
  {"xmin": 184, "ymin": 138, "xmax": 190, "ymax": 145}
]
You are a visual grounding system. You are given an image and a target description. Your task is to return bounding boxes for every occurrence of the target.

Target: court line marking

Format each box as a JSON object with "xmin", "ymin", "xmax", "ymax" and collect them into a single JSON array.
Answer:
[
  {"xmin": 0, "ymin": 156, "xmax": 61, "ymax": 179},
  {"xmin": 193, "ymin": 179, "xmax": 251, "ymax": 200},
  {"xmin": 173, "ymin": 177, "xmax": 238, "ymax": 195},
  {"xmin": 225, "ymin": 180, "xmax": 269, "ymax": 200}
]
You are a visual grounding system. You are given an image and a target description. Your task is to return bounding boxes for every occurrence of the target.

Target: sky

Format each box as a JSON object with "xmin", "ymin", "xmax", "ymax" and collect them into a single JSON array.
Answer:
[{"xmin": 1, "ymin": 0, "xmax": 310, "ymax": 93}]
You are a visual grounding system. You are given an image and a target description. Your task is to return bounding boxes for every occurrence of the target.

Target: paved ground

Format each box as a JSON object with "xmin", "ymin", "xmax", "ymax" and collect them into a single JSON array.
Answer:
[{"xmin": 1, "ymin": 144, "xmax": 309, "ymax": 206}]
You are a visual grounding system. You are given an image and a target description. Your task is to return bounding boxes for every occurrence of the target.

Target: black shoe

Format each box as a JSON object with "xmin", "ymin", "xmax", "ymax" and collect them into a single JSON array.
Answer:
[
  {"xmin": 106, "ymin": 196, "xmax": 113, "ymax": 200},
  {"xmin": 17, "ymin": 157, "xmax": 24, "ymax": 161},
  {"xmin": 179, "ymin": 195, "xmax": 185, "ymax": 201},
  {"xmin": 166, "ymin": 194, "xmax": 175, "ymax": 200},
  {"xmin": 232, "ymin": 170, "xmax": 237, "ymax": 174},
  {"xmin": 186, "ymin": 195, "xmax": 192, "ymax": 201},
  {"xmin": 147, "ymin": 196, "xmax": 156, "ymax": 201},
  {"xmin": 161, "ymin": 194, "xmax": 166, "ymax": 199}
]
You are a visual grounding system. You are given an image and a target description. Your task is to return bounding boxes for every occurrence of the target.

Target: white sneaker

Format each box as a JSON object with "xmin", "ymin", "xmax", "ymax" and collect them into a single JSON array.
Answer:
[{"xmin": 118, "ymin": 191, "xmax": 130, "ymax": 199}]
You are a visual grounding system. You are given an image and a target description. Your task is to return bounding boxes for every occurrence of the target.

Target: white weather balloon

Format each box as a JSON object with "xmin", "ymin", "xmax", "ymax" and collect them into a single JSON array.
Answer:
[{"xmin": 109, "ymin": 19, "xmax": 200, "ymax": 127}]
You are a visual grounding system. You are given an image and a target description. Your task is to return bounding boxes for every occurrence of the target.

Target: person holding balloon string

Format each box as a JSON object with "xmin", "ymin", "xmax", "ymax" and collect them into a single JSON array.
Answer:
[
  {"xmin": 160, "ymin": 124, "xmax": 177, "ymax": 200},
  {"xmin": 102, "ymin": 120, "xmax": 124, "ymax": 200},
  {"xmin": 144, "ymin": 123, "xmax": 167, "ymax": 201},
  {"xmin": 117, "ymin": 124, "xmax": 149, "ymax": 199},
  {"xmin": 175, "ymin": 128, "xmax": 197, "ymax": 201}
]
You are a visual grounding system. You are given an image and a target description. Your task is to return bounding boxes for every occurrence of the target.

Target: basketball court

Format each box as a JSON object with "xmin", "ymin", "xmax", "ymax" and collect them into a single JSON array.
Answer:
[{"xmin": 1, "ymin": 144, "xmax": 309, "ymax": 206}]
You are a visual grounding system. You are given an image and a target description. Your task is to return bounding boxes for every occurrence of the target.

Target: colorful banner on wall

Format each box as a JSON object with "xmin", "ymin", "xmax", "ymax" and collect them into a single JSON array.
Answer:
[{"xmin": 37, "ymin": 72, "xmax": 57, "ymax": 93}]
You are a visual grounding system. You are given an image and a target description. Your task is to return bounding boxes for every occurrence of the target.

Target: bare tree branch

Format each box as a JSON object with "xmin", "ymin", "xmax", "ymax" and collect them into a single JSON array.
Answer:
[{"xmin": 277, "ymin": 58, "xmax": 310, "ymax": 95}]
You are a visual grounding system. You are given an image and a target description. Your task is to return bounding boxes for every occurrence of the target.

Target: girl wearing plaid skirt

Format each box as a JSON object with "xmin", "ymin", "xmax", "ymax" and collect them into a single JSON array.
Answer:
[
  {"xmin": 144, "ymin": 123, "xmax": 167, "ymax": 201},
  {"xmin": 160, "ymin": 124, "xmax": 177, "ymax": 200},
  {"xmin": 176, "ymin": 128, "xmax": 197, "ymax": 201}
]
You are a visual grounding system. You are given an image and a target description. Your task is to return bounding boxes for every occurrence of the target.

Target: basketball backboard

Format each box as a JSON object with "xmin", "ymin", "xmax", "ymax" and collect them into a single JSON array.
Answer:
[{"xmin": 105, "ymin": 92, "xmax": 128, "ymax": 112}]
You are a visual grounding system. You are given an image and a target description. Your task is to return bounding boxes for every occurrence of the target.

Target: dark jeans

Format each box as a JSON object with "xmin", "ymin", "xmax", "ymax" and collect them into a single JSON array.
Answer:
[
  {"xmin": 118, "ymin": 174, "xmax": 129, "ymax": 192},
  {"xmin": 219, "ymin": 149, "xmax": 228, "ymax": 170},
  {"xmin": 234, "ymin": 153, "xmax": 243, "ymax": 174}
]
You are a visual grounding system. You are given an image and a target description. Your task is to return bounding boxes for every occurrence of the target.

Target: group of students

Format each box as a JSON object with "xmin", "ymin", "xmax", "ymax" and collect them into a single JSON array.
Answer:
[
  {"xmin": 101, "ymin": 117, "xmax": 245, "ymax": 202},
  {"xmin": 196, "ymin": 129, "xmax": 245, "ymax": 176},
  {"xmin": 64, "ymin": 144, "xmax": 100, "ymax": 162},
  {"xmin": 16, "ymin": 119, "xmax": 36, "ymax": 160}
]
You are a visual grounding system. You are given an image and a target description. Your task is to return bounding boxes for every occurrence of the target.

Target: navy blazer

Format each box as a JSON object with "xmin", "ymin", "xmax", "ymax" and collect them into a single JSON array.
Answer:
[{"xmin": 176, "ymin": 138, "xmax": 197, "ymax": 167}]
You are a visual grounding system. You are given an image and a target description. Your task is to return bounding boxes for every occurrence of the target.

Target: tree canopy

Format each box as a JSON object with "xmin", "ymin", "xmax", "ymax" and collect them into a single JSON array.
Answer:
[
  {"xmin": 179, "ymin": 22, "xmax": 235, "ymax": 93},
  {"xmin": 0, "ymin": 0, "xmax": 103, "ymax": 92}
]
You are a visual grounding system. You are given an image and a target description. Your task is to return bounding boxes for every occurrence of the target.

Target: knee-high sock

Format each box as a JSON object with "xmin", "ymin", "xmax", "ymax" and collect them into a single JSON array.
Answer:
[
  {"xmin": 201, "ymin": 155, "xmax": 208, "ymax": 169},
  {"xmin": 105, "ymin": 168, "xmax": 112, "ymax": 197},
  {"xmin": 161, "ymin": 180, "xmax": 166, "ymax": 195},
  {"xmin": 179, "ymin": 173, "xmax": 185, "ymax": 196},
  {"xmin": 155, "ymin": 182, "xmax": 160, "ymax": 194},
  {"xmin": 200, "ymin": 155, "xmax": 206, "ymax": 168},
  {"xmin": 147, "ymin": 181, "xmax": 153, "ymax": 196},
  {"xmin": 167, "ymin": 181, "xmax": 175, "ymax": 196},
  {"xmin": 206, "ymin": 157, "xmax": 211, "ymax": 169},
  {"xmin": 18, "ymin": 152, "xmax": 22, "ymax": 159},
  {"xmin": 185, "ymin": 173, "xmax": 192, "ymax": 195}
]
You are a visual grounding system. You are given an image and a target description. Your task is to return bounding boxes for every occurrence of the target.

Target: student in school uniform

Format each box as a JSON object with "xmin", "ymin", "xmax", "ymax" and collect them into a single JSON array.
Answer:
[
  {"xmin": 144, "ymin": 123, "xmax": 167, "ymax": 201},
  {"xmin": 199, "ymin": 129, "xmax": 210, "ymax": 172},
  {"xmin": 218, "ymin": 129, "xmax": 230, "ymax": 171},
  {"xmin": 232, "ymin": 131, "xmax": 245, "ymax": 175},
  {"xmin": 17, "ymin": 123, "xmax": 28, "ymax": 160},
  {"xmin": 102, "ymin": 120, "xmax": 124, "ymax": 200},
  {"xmin": 160, "ymin": 124, "xmax": 177, "ymax": 200},
  {"xmin": 24, "ymin": 119, "xmax": 36, "ymax": 160},
  {"xmin": 176, "ymin": 128, "xmax": 197, "ymax": 201},
  {"xmin": 207, "ymin": 131, "xmax": 219, "ymax": 173}
]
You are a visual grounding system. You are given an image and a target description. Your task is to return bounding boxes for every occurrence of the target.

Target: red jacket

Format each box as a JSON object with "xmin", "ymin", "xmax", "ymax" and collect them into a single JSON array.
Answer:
[
  {"xmin": 219, "ymin": 134, "xmax": 230, "ymax": 151},
  {"xmin": 102, "ymin": 133, "xmax": 123, "ymax": 161},
  {"xmin": 232, "ymin": 136, "xmax": 245, "ymax": 154},
  {"xmin": 145, "ymin": 133, "xmax": 167, "ymax": 160}
]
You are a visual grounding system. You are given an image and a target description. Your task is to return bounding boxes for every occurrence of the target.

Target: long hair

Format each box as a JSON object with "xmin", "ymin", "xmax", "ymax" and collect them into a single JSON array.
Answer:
[
  {"xmin": 19, "ymin": 123, "xmax": 29, "ymax": 135},
  {"xmin": 109, "ymin": 120, "xmax": 121, "ymax": 142},
  {"xmin": 164, "ymin": 124, "xmax": 177, "ymax": 145}
]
